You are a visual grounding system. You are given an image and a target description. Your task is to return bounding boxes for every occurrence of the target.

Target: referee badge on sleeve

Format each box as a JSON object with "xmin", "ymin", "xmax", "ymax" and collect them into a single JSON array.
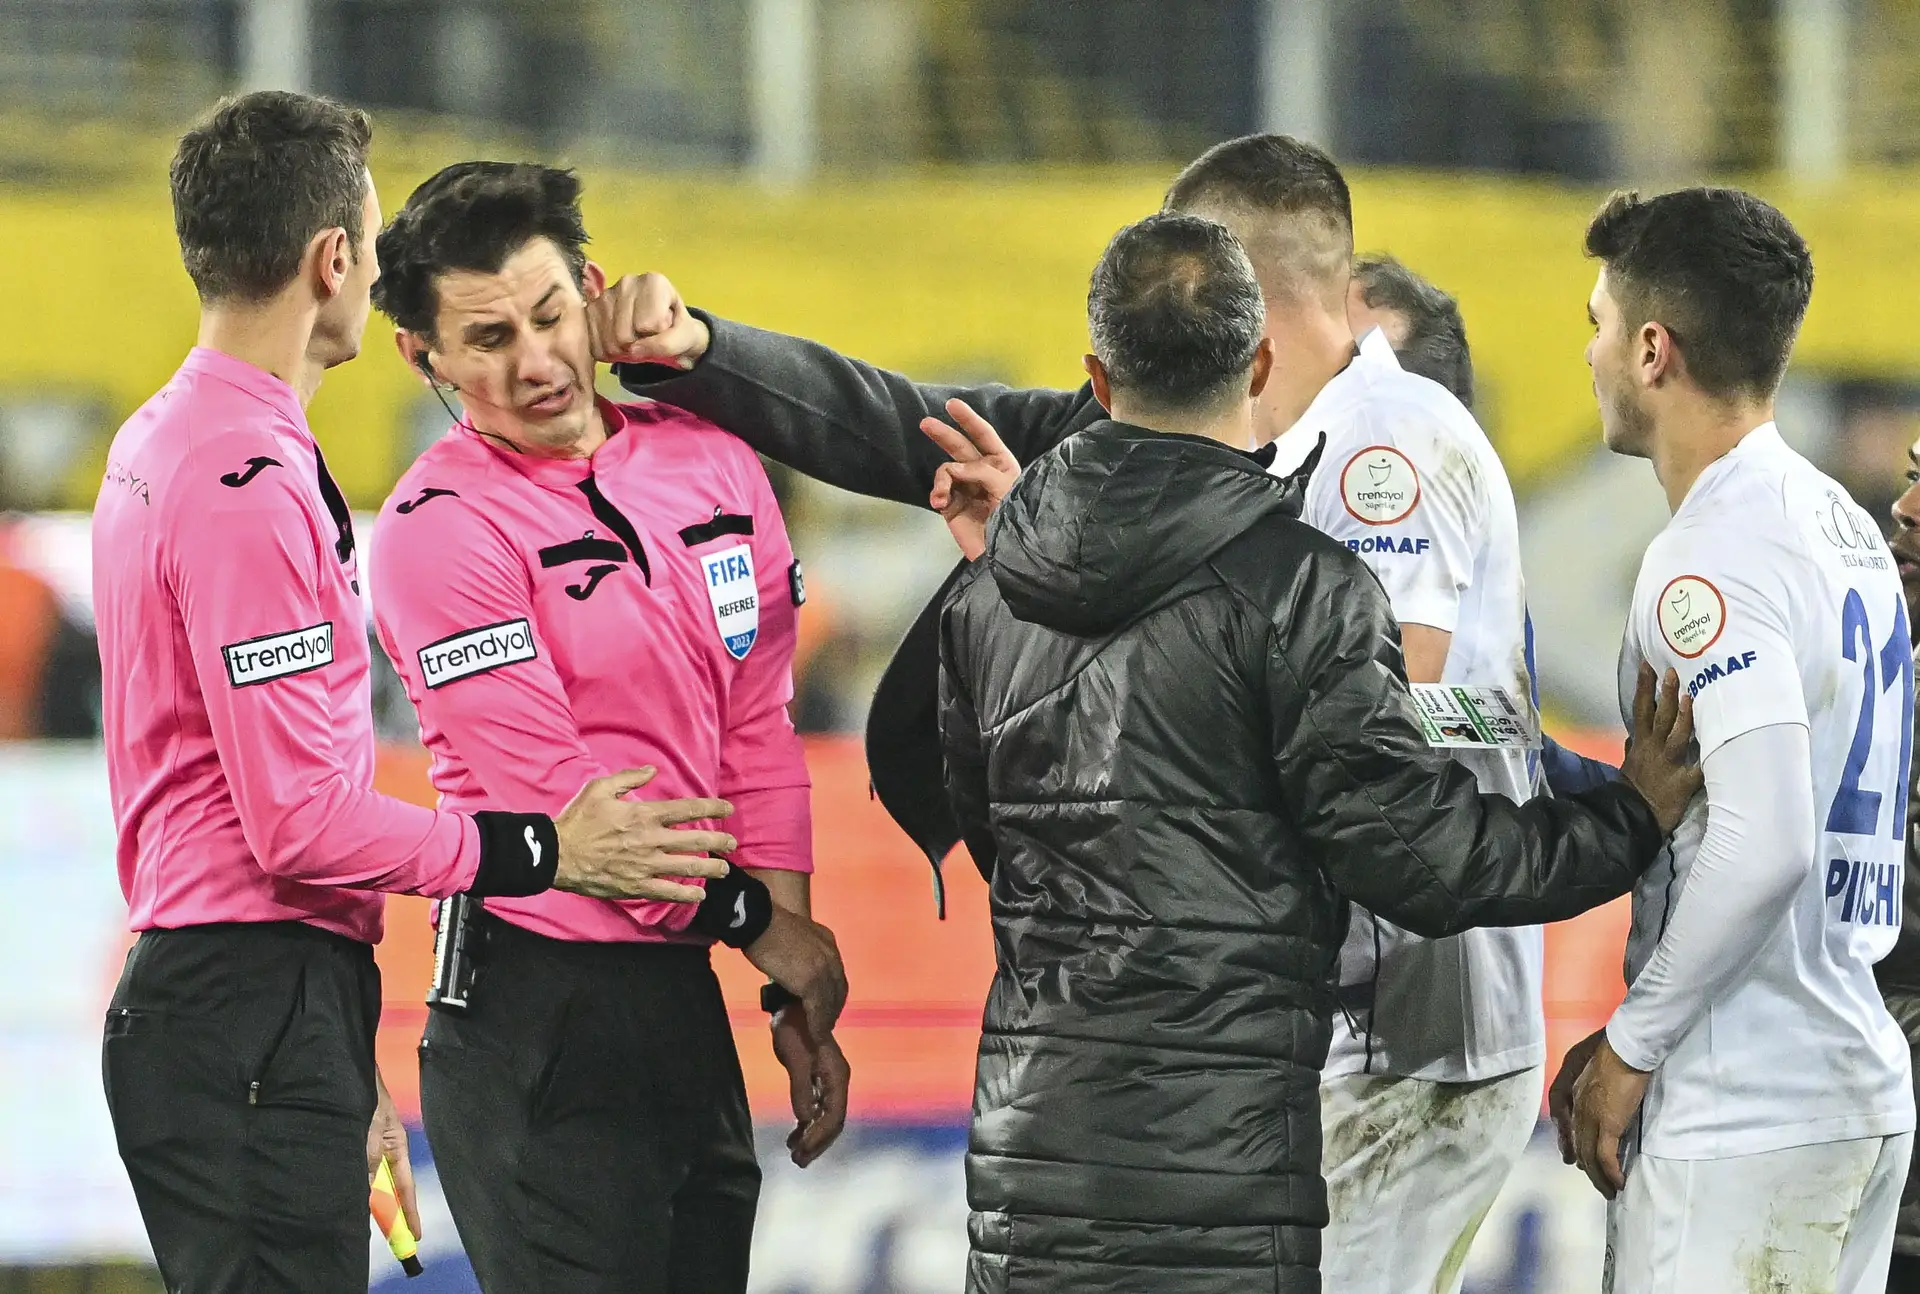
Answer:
[{"xmin": 701, "ymin": 544, "xmax": 760, "ymax": 660}]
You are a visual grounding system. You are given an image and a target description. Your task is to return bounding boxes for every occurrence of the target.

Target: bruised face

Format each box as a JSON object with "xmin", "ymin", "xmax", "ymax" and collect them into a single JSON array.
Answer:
[
  {"xmin": 422, "ymin": 238, "xmax": 606, "ymax": 456},
  {"xmin": 1587, "ymin": 267, "xmax": 1654, "ymax": 458}
]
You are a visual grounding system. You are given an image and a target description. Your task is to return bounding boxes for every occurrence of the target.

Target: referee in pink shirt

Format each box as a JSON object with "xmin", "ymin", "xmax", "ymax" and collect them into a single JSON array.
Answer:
[
  {"xmin": 93, "ymin": 94, "xmax": 739, "ymax": 1293},
  {"xmin": 366, "ymin": 162, "xmax": 850, "ymax": 1294}
]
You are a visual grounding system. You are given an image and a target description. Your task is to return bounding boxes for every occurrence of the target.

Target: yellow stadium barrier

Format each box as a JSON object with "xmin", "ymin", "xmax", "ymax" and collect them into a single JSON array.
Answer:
[{"xmin": 5, "ymin": 135, "xmax": 1918, "ymax": 507}]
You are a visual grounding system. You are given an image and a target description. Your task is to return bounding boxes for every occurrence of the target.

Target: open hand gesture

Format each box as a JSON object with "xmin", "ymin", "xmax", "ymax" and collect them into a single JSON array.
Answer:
[{"xmin": 921, "ymin": 399, "xmax": 1021, "ymax": 561}]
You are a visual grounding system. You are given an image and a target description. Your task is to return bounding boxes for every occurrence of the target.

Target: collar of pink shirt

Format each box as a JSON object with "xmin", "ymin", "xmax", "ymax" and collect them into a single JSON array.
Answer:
[{"xmin": 179, "ymin": 345, "xmax": 310, "ymax": 435}]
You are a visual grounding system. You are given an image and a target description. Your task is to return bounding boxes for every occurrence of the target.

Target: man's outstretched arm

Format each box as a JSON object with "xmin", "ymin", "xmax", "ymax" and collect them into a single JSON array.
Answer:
[
  {"xmin": 1265, "ymin": 551, "xmax": 1699, "ymax": 934},
  {"xmin": 592, "ymin": 273, "xmax": 1097, "ymax": 506}
]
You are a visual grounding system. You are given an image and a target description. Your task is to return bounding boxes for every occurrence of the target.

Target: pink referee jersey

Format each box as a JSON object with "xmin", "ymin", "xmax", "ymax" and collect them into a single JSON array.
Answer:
[
  {"xmin": 370, "ymin": 398, "xmax": 812, "ymax": 944},
  {"xmin": 93, "ymin": 347, "xmax": 481, "ymax": 944}
]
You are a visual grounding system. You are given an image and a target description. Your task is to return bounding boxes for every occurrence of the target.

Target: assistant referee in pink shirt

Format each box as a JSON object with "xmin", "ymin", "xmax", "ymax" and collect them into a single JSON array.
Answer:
[{"xmin": 92, "ymin": 92, "xmax": 741, "ymax": 1294}]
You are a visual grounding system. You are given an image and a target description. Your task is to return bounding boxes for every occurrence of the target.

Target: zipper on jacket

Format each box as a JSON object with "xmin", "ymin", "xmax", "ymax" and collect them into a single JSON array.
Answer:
[{"xmin": 1362, "ymin": 918, "xmax": 1381, "ymax": 1074}]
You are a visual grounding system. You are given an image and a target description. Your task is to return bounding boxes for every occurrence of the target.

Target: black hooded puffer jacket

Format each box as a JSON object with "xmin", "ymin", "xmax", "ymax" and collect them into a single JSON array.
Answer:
[{"xmin": 937, "ymin": 422, "xmax": 1666, "ymax": 1293}]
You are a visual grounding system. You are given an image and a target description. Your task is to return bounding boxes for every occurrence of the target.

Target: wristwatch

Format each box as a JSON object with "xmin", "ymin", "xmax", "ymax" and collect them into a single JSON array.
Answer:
[{"xmin": 760, "ymin": 983, "xmax": 800, "ymax": 1015}]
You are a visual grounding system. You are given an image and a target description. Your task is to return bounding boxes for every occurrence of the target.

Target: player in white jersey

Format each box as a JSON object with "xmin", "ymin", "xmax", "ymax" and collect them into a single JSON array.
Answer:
[
  {"xmin": 1550, "ymin": 187, "xmax": 1915, "ymax": 1293},
  {"xmin": 1161, "ymin": 134, "xmax": 1547, "ymax": 1294}
]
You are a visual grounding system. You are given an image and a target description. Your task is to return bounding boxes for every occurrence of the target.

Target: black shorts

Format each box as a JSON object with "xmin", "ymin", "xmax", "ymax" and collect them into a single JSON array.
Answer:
[
  {"xmin": 420, "ymin": 913, "xmax": 759, "ymax": 1293},
  {"xmin": 102, "ymin": 921, "xmax": 380, "ymax": 1294}
]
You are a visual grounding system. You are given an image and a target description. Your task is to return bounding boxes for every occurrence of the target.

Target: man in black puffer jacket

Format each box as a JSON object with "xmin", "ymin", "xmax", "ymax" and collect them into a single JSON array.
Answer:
[{"xmin": 935, "ymin": 214, "xmax": 1699, "ymax": 1292}]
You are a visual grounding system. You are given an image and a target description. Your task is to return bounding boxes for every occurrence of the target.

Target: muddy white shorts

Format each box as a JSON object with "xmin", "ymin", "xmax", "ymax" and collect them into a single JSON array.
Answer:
[
  {"xmin": 1320, "ymin": 1066, "xmax": 1543, "ymax": 1294},
  {"xmin": 1604, "ymin": 1132, "xmax": 1912, "ymax": 1293}
]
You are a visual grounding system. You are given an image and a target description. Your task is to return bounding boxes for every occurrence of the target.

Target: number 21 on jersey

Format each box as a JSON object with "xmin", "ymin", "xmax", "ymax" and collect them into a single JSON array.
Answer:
[{"xmin": 1825, "ymin": 589, "xmax": 1913, "ymax": 927}]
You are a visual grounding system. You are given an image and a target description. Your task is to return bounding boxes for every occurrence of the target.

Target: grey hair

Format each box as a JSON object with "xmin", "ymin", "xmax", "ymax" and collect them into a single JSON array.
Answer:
[{"xmin": 1087, "ymin": 213, "xmax": 1266, "ymax": 414}]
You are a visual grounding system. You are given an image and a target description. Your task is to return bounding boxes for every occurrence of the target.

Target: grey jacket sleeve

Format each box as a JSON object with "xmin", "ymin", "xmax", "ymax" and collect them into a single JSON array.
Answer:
[
  {"xmin": 936, "ymin": 567, "xmax": 998, "ymax": 883},
  {"xmin": 616, "ymin": 312, "xmax": 1099, "ymax": 509},
  {"xmin": 1265, "ymin": 551, "xmax": 1661, "ymax": 936}
]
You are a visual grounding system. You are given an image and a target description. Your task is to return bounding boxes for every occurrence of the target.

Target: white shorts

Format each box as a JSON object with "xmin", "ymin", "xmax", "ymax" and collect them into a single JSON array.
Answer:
[
  {"xmin": 1320, "ymin": 1066, "xmax": 1543, "ymax": 1294},
  {"xmin": 1604, "ymin": 1132, "xmax": 1913, "ymax": 1294}
]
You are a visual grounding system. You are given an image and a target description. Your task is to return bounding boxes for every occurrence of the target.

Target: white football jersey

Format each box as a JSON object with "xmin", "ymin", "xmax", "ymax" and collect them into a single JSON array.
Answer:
[
  {"xmin": 1272, "ymin": 327, "xmax": 1544, "ymax": 1081},
  {"xmin": 1617, "ymin": 423, "xmax": 1914, "ymax": 1158}
]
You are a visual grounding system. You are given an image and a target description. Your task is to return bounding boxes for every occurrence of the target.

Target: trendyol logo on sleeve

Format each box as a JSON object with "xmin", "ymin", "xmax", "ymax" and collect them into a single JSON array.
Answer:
[
  {"xmin": 1340, "ymin": 446, "xmax": 1421, "ymax": 526},
  {"xmin": 1658, "ymin": 575, "xmax": 1726, "ymax": 660},
  {"xmin": 418, "ymin": 619, "xmax": 538, "ymax": 689},
  {"xmin": 222, "ymin": 622, "xmax": 334, "ymax": 687}
]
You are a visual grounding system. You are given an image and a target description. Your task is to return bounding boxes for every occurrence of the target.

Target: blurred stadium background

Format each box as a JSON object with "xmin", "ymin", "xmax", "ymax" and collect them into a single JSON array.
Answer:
[{"xmin": 1, "ymin": 1, "xmax": 1919, "ymax": 1290}]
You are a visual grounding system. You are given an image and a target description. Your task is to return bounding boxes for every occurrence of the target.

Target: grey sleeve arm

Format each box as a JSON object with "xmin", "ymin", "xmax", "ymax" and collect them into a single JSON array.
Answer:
[
  {"xmin": 616, "ymin": 312, "xmax": 1096, "ymax": 508},
  {"xmin": 1266, "ymin": 553, "xmax": 1664, "ymax": 935}
]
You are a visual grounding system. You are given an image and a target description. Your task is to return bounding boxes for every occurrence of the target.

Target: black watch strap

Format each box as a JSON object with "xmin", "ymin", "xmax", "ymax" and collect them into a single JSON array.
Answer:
[
  {"xmin": 469, "ymin": 812, "xmax": 559, "ymax": 898},
  {"xmin": 760, "ymin": 983, "xmax": 800, "ymax": 1015}
]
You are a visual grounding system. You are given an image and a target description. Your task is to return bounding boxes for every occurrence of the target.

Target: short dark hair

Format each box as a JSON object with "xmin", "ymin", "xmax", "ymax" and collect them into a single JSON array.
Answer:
[
  {"xmin": 1087, "ymin": 213, "xmax": 1265, "ymax": 414},
  {"xmin": 170, "ymin": 91, "xmax": 373, "ymax": 304},
  {"xmin": 1162, "ymin": 135, "xmax": 1353, "ymax": 300},
  {"xmin": 1164, "ymin": 134, "xmax": 1352, "ymax": 236},
  {"xmin": 1584, "ymin": 188, "xmax": 1813, "ymax": 401},
  {"xmin": 1354, "ymin": 254, "xmax": 1475, "ymax": 408},
  {"xmin": 372, "ymin": 162, "xmax": 590, "ymax": 338}
]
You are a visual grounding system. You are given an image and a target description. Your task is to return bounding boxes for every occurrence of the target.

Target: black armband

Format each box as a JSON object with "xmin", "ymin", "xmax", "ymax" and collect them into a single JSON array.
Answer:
[
  {"xmin": 469, "ymin": 811, "xmax": 559, "ymax": 898},
  {"xmin": 760, "ymin": 982, "xmax": 800, "ymax": 1015},
  {"xmin": 687, "ymin": 864, "xmax": 774, "ymax": 948}
]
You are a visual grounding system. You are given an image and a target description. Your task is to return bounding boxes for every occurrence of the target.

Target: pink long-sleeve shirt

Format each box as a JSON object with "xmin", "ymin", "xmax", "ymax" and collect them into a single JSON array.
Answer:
[
  {"xmin": 369, "ymin": 398, "xmax": 812, "ymax": 944},
  {"xmin": 93, "ymin": 347, "xmax": 481, "ymax": 943}
]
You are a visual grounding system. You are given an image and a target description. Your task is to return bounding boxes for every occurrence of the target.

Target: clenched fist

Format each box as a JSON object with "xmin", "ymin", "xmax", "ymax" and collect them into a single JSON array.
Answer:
[{"xmin": 585, "ymin": 272, "xmax": 711, "ymax": 370}]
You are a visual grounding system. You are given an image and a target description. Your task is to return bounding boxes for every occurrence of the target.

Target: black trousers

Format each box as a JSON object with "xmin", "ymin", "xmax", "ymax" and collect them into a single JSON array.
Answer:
[
  {"xmin": 420, "ymin": 914, "xmax": 759, "ymax": 1293},
  {"xmin": 102, "ymin": 922, "xmax": 380, "ymax": 1294}
]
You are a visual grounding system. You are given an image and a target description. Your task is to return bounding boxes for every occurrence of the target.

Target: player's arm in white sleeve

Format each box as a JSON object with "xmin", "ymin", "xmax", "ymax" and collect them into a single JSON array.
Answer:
[
  {"xmin": 1606, "ymin": 538, "xmax": 1812, "ymax": 1068},
  {"xmin": 1604, "ymin": 724, "xmax": 1814, "ymax": 1069},
  {"xmin": 1566, "ymin": 538, "xmax": 1812, "ymax": 1196},
  {"xmin": 1307, "ymin": 418, "xmax": 1480, "ymax": 683}
]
